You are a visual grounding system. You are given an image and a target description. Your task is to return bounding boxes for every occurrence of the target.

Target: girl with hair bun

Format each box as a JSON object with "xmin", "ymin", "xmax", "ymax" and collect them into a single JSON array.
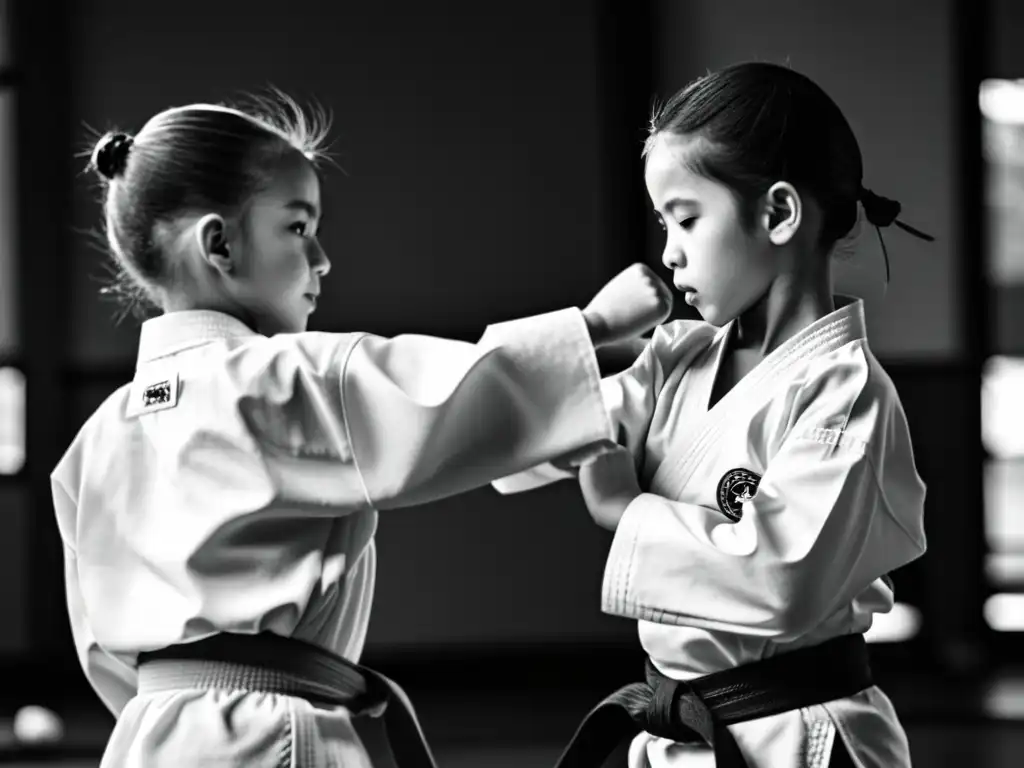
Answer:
[
  {"xmin": 497, "ymin": 62, "xmax": 933, "ymax": 768},
  {"xmin": 53, "ymin": 93, "xmax": 673, "ymax": 767}
]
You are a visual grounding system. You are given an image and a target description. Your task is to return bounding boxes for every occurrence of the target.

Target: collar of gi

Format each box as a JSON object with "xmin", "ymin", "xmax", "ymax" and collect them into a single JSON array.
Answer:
[{"xmin": 137, "ymin": 309, "xmax": 259, "ymax": 365}]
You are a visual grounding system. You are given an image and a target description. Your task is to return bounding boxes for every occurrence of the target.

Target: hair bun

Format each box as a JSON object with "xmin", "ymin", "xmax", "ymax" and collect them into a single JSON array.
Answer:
[
  {"xmin": 859, "ymin": 186, "xmax": 901, "ymax": 228},
  {"xmin": 93, "ymin": 132, "xmax": 135, "ymax": 180}
]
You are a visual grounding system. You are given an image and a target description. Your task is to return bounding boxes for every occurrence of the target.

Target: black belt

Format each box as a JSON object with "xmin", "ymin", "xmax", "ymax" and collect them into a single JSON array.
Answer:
[
  {"xmin": 138, "ymin": 632, "xmax": 436, "ymax": 768},
  {"xmin": 554, "ymin": 633, "xmax": 872, "ymax": 768}
]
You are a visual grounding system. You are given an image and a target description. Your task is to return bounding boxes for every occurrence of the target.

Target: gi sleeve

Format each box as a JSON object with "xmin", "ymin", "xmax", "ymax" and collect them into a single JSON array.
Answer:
[
  {"xmin": 490, "ymin": 322, "xmax": 685, "ymax": 495},
  {"xmin": 601, "ymin": 368, "xmax": 927, "ymax": 642},
  {"xmin": 339, "ymin": 308, "xmax": 615, "ymax": 509}
]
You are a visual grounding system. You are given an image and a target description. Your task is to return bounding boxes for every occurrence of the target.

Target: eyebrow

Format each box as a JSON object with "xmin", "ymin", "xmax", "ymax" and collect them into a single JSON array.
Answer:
[
  {"xmin": 660, "ymin": 197, "xmax": 701, "ymax": 213},
  {"xmin": 284, "ymin": 200, "xmax": 321, "ymax": 220}
]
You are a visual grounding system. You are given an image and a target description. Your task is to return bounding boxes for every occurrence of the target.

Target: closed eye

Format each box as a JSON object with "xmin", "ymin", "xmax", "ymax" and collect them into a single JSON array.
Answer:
[{"xmin": 654, "ymin": 215, "xmax": 696, "ymax": 231}]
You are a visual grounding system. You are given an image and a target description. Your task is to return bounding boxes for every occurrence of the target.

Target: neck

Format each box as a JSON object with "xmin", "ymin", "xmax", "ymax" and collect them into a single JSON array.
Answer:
[
  {"xmin": 160, "ymin": 291, "xmax": 260, "ymax": 334},
  {"xmin": 733, "ymin": 266, "xmax": 835, "ymax": 357}
]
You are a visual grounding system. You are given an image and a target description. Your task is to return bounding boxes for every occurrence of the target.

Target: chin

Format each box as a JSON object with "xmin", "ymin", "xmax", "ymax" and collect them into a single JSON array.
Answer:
[
  {"xmin": 696, "ymin": 300, "xmax": 743, "ymax": 328},
  {"xmin": 695, "ymin": 306, "xmax": 725, "ymax": 327},
  {"xmin": 699, "ymin": 310, "xmax": 741, "ymax": 329}
]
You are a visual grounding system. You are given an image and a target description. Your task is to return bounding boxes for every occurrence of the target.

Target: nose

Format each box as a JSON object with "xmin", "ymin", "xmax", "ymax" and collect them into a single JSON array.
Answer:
[
  {"xmin": 310, "ymin": 240, "xmax": 331, "ymax": 277},
  {"xmin": 662, "ymin": 243, "xmax": 685, "ymax": 271}
]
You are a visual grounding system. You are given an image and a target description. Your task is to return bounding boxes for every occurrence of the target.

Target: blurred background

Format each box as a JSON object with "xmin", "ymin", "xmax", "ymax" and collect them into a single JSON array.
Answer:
[{"xmin": 0, "ymin": 0, "xmax": 1021, "ymax": 765}]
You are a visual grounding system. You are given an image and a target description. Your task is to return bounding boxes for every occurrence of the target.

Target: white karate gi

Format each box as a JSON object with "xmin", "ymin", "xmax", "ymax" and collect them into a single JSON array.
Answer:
[
  {"xmin": 496, "ymin": 298, "xmax": 927, "ymax": 768},
  {"xmin": 51, "ymin": 307, "xmax": 614, "ymax": 767}
]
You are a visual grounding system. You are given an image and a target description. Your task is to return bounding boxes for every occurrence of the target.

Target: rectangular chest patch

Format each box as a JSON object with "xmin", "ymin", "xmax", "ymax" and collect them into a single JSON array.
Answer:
[{"xmin": 127, "ymin": 372, "xmax": 180, "ymax": 418}]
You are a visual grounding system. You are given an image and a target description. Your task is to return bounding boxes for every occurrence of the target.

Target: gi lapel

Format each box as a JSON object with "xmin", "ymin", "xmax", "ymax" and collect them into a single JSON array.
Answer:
[{"xmin": 649, "ymin": 299, "xmax": 866, "ymax": 502}]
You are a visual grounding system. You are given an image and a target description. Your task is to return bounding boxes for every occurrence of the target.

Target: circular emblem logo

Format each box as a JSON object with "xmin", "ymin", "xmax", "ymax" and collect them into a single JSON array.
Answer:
[{"xmin": 716, "ymin": 468, "xmax": 761, "ymax": 522}]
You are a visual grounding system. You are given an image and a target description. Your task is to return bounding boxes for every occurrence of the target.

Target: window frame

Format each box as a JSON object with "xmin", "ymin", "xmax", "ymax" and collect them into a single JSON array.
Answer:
[
  {"xmin": 0, "ymin": 42, "xmax": 24, "ymax": 482},
  {"xmin": 981, "ymin": 83, "xmax": 1024, "ymax": 618}
]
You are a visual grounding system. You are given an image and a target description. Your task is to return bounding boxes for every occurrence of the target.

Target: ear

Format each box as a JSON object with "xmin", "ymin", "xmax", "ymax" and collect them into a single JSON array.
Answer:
[
  {"xmin": 761, "ymin": 182, "xmax": 802, "ymax": 246},
  {"xmin": 194, "ymin": 213, "xmax": 234, "ymax": 275}
]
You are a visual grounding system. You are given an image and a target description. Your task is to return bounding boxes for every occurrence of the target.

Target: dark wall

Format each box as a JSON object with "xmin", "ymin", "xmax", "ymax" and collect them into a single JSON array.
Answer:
[
  {"xmin": 68, "ymin": 0, "xmax": 622, "ymax": 363},
  {"xmin": 990, "ymin": 0, "xmax": 1024, "ymax": 77}
]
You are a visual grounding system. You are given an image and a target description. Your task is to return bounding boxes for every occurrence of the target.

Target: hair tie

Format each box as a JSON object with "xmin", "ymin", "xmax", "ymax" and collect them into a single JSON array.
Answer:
[
  {"xmin": 859, "ymin": 187, "xmax": 901, "ymax": 228},
  {"xmin": 858, "ymin": 185, "xmax": 935, "ymax": 284},
  {"xmin": 95, "ymin": 133, "xmax": 135, "ymax": 180}
]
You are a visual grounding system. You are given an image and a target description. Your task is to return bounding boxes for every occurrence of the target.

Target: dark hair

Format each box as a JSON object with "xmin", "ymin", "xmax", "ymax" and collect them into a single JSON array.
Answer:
[
  {"xmin": 87, "ymin": 92, "xmax": 331, "ymax": 316},
  {"xmin": 644, "ymin": 62, "xmax": 929, "ymax": 263}
]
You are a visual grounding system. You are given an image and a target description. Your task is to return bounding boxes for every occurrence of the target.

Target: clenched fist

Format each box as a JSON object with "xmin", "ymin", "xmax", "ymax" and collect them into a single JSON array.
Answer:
[{"xmin": 583, "ymin": 263, "xmax": 673, "ymax": 347}]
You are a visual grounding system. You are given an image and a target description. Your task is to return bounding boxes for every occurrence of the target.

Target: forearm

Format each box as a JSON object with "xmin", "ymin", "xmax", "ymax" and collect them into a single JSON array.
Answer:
[{"xmin": 344, "ymin": 308, "xmax": 615, "ymax": 509}]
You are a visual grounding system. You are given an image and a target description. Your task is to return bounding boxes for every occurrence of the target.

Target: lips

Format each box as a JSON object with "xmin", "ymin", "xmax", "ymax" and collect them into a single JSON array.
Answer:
[{"xmin": 674, "ymin": 284, "xmax": 698, "ymax": 306}]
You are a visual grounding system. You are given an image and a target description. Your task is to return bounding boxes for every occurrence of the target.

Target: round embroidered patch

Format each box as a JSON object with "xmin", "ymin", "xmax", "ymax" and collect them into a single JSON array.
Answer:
[{"xmin": 716, "ymin": 468, "xmax": 761, "ymax": 522}]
